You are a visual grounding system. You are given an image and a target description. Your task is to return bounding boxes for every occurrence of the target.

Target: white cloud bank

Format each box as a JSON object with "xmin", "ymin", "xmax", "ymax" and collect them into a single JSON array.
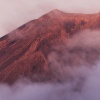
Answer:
[{"xmin": 0, "ymin": 63, "xmax": 100, "ymax": 100}]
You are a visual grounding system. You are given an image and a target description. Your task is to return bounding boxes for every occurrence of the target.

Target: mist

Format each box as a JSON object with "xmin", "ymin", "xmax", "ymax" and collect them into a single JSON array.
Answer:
[
  {"xmin": 0, "ymin": 65, "xmax": 100, "ymax": 100},
  {"xmin": 0, "ymin": 0, "xmax": 100, "ymax": 37},
  {"xmin": 0, "ymin": 30, "xmax": 100, "ymax": 100}
]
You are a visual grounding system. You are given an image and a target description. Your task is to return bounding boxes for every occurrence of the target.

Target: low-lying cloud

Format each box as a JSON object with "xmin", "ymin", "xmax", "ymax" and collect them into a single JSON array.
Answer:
[
  {"xmin": 0, "ymin": 64, "xmax": 100, "ymax": 100},
  {"xmin": 0, "ymin": 30, "xmax": 100, "ymax": 100}
]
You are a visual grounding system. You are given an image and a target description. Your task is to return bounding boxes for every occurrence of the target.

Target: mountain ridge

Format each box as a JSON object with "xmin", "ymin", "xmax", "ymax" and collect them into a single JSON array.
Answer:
[{"xmin": 0, "ymin": 9, "xmax": 100, "ymax": 84}]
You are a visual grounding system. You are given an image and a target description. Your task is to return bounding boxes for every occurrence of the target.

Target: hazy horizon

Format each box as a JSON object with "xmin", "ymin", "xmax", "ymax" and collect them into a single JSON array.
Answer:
[{"xmin": 0, "ymin": 0, "xmax": 100, "ymax": 37}]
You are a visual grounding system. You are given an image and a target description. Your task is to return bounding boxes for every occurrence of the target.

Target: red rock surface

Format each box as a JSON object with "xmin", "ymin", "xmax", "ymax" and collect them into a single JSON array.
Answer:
[{"xmin": 0, "ymin": 9, "xmax": 100, "ymax": 84}]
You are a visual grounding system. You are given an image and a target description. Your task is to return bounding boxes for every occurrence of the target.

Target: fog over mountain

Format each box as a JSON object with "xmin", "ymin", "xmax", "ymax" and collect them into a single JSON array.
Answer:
[
  {"xmin": 0, "ymin": 0, "xmax": 100, "ymax": 100},
  {"xmin": 0, "ymin": 30, "xmax": 100, "ymax": 100}
]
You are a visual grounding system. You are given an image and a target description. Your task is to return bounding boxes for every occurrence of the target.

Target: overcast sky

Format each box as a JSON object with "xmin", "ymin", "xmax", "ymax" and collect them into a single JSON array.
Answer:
[{"xmin": 0, "ymin": 0, "xmax": 100, "ymax": 37}]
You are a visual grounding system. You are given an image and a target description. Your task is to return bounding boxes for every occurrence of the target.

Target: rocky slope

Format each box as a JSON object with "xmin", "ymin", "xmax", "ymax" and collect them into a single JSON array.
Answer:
[{"xmin": 0, "ymin": 9, "xmax": 100, "ymax": 84}]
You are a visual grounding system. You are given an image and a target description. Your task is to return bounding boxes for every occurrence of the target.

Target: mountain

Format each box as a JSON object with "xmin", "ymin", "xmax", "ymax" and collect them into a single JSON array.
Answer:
[{"xmin": 0, "ymin": 9, "xmax": 100, "ymax": 84}]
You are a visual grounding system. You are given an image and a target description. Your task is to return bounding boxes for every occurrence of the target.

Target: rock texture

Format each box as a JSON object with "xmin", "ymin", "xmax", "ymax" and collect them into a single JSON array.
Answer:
[{"xmin": 0, "ymin": 9, "xmax": 100, "ymax": 84}]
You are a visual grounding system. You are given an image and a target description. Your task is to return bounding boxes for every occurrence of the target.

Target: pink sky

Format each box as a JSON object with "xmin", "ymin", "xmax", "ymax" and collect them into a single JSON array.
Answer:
[{"xmin": 0, "ymin": 0, "xmax": 100, "ymax": 37}]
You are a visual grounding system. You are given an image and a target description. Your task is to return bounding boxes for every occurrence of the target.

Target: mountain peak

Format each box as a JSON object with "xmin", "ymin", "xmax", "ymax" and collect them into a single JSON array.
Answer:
[
  {"xmin": 0, "ymin": 9, "xmax": 100, "ymax": 84},
  {"xmin": 50, "ymin": 9, "xmax": 62, "ymax": 13},
  {"xmin": 43, "ymin": 9, "xmax": 66, "ymax": 19},
  {"xmin": 39, "ymin": 9, "xmax": 65, "ymax": 19},
  {"xmin": 49, "ymin": 9, "xmax": 64, "ymax": 15}
]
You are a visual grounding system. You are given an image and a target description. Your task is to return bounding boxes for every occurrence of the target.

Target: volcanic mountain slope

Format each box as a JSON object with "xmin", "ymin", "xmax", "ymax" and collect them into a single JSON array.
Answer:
[{"xmin": 0, "ymin": 9, "xmax": 100, "ymax": 84}]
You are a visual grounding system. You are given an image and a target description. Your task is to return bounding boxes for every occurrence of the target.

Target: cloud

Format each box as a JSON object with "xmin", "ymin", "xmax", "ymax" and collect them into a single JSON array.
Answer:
[
  {"xmin": 66, "ymin": 29, "xmax": 100, "ymax": 48},
  {"xmin": 0, "ymin": 30, "xmax": 100, "ymax": 100}
]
